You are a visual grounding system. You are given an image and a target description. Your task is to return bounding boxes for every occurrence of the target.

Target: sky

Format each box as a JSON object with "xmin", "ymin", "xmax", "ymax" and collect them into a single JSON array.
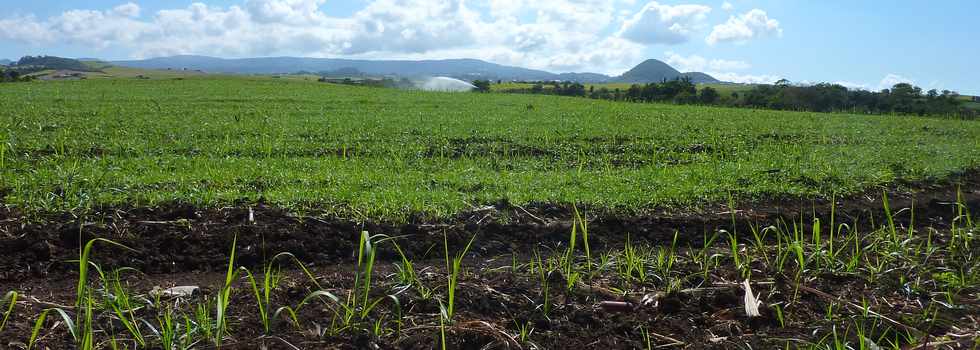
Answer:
[{"xmin": 1, "ymin": 0, "xmax": 977, "ymax": 94}]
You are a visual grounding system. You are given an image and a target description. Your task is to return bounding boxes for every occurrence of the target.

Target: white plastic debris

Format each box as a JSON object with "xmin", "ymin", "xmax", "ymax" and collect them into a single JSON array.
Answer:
[
  {"xmin": 154, "ymin": 286, "xmax": 199, "ymax": 298},
  {"xmin": 742, "ymin": 279, "xmax": 762, "ymax": 317}
]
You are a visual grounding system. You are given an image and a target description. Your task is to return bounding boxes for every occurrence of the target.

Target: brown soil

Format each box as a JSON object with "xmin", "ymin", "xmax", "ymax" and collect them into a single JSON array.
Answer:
[{"xmin": 0, "ymin": 171, "xmax": 978, "ymax": 349}]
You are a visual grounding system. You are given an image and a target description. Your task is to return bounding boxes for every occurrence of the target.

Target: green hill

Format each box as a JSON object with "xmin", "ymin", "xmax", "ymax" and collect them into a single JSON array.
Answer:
[
  {"xmin": 616, "ymin": 59, "xmax": 681, "ymax": 83},
  {"xmin": 678, "ymin": 72, "xmax": 721, "ymax": 84},
  {"xmin": 615, "ymin": 59, "xmax": 719, "ymax": 84},
  {"xmin": 11, "ymin": 56, "xmax": 99, "ymax": 73}
]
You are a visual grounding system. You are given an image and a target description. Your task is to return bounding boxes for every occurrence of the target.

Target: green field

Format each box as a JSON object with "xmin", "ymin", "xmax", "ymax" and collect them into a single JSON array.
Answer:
[{"xmin": 2, "ymin": 76, "xmax": 979, "ymax": 219}]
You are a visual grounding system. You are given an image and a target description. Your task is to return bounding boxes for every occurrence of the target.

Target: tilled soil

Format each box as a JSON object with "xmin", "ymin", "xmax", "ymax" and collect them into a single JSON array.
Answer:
[{"xmin": 0, "ymin": 172, "xmax": 979, "ymax": 349}]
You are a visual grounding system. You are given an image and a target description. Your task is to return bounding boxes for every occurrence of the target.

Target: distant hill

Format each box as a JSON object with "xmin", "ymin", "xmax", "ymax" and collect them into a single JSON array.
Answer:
[
  {"xmin": 318, "ymin": 67, "xmax": 365, "ymax": 77},
  {"xmin": 114, "ymin": 55, "xmax": 560, "ymax": 82},
  {"xmin": 11, "ymin": 56, "xmax": 99, "ymax": 73},
  {"xmin": 615, "ymin": 59, "xmax": 681, "ymax": 83},
  {"xmin": 614, "ymin": 59, "xmax": 718, "ymax": 84},
  {"xmin": 113, "ymin": 55, "xmax": 721, "ymax": 84},
  {"xmin": 678, "ymin": 72, "xmax": 720, "ymax": 84},
  {"xmin": 0, "ymin": 59, "xmax": 11, "ymax": 66},
  {"xmin": 556, "ymin": 72, "xmax": 612, "ymax": 83}
]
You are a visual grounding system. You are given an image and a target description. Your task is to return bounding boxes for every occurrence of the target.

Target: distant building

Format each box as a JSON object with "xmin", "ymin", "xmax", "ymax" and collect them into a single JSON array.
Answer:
[{"xmin": 973, "ymin": 96, "xmax": 980, "ymax": 102}]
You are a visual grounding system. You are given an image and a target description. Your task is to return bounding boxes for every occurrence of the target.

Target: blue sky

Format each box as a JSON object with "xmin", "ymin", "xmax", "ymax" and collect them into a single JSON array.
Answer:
[{"xmin": 1, "ymin": 0, "xmax": 977, "ymax": 94}]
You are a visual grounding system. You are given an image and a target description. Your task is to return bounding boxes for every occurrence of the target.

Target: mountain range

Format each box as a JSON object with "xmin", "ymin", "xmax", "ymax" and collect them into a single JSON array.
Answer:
[
  {"xmin": 112, "ymin": 56, "xmax": 720, "ymax": 84},
  {"xmin": 0, "ymin": 59, "xmax": 12, "ymax": 66}
]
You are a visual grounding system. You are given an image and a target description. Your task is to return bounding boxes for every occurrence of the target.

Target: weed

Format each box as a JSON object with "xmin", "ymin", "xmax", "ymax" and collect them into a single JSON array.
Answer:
[
  {"xmin": 215, "ymin": 235, "xmax": 239, "ymax": 346},
  {"xmin": 514, "ymin": 320, "xmax": 534, "ymax": 344},
  {"xmin": 1, "ymin": 291, "xmax": 16, "ymax": 333},
  {"xmin": 241, "ymin": 252, "xmax": 318, "ymax": 334},
  {"xmin": 442, "ymin": 232, "xmax": 477, "ymax": 323},
  {"xmin": 292, "ymin": 231, "xmax": 395, "ymax": 336},
  {"xmin": 391, "ymin": 240, "xmax": 433, "ymax": 299}
]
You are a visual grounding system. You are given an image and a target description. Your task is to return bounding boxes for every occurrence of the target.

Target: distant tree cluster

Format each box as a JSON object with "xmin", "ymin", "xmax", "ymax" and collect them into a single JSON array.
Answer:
[
  {"xmin": 472, "ymin": 80, "xmax": 492, "ymax": 93},
  {"xmin": 516, "ymin": 78, "xmax": 703, "ymax": 103},
  {"xmin": 524, "ymin": 82, "xmax": 587, "ymax": 96},
  {"xmin": 504, "ymin": 77, "xmax": 977, "ymax": 119},
  {"xmin": 734, "ymin": 80, "xmax": 968, "ymax": 117},
  {"xmin": 0, "ymin": 69, "xmax": 34, "ymax": 83},
  {"xmin": 622, "ymin": 79, "xmax": 700, "ymax": 104},
  {"xmin": 15, "ymin": 55, "xmax": 95, "ymax": 73},
  {"xmin": 551, "ymin": 82, "xmax": 587, "ymax": 96},
  {"xmin": 319, "ymin": 76, "xmax": 414, "ymax": 89}
]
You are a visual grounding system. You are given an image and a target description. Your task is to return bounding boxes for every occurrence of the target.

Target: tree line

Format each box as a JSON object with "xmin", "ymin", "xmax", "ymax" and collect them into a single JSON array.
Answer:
[
  {"xmin": 0, "ymin": 69, "xmax": 35, "ymax": 83},
  {"xmin": 495, "ymin": 78, "xmax": 977, "ymax": 119},
  {"xmin": 737, "ymin": 80, "xmax": 968, "ymax": 117},
  {"xmin": 498, "ymin": 79, "xmax": 734, "ymax": 105},
  {"xmin": 14, "ymin": 55, "xmax": 95, "ymax": 73}
]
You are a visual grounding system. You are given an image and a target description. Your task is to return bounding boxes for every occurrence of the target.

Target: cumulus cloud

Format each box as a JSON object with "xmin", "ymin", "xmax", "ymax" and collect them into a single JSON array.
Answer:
[
  {"xmin": 878, "ymin": 73, "xmax": 914, "ymax": 91},
  {"xmin": 342, "ymin": 0, "xmax": 483, "ymax": 55},
  {"xmin": 531, "ymin": 0, "xmax": 621, "ymax": 30},
  {"xmin": 617, "ymin": 2, "xmax": 712, "ymax": 45},
  {"xmin": 663, "ymin": 51, "xmax": 750, "ymax": 72},
  {"xmin": 662, "ymin": 51, "xmax": 777, "ymax": 84},
  {"xmin": 112, "ymin": 3, "xmax": 142, "ymax": 18},
  {"xmin": 834, "ymin": 81, "xmax": 870, "ymax": 90},
  {"xmin": 721, "ymin": 1, "xmax": 733, "ymax": 11},
  {"xmin": 0, "ymin": 7, "xmax": 150, "ymax": 49},
  {"xmin": 709, "ymin": 72, "xmax": 781, "ymax": 84},
  {"xmin": 0, "ymin": 0, "xmax": 706, "ymax": 74},
  {"xmin": 706, "ymin": 9, "xmax": 781, "ymax": 45},
  {"xmin": 0, "ymin": 15, "xmax": 54, "ymax": 43},
  {"xmin": 244, "ymin": 0, "xmax": 326, "ymax": 24}
]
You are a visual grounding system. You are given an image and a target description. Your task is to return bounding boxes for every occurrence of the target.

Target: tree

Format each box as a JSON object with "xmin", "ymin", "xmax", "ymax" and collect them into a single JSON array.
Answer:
[
  {"xmin": 626, "ymin": 84, "xmax": 642, "ymax": 101},
  {"xmin": 889, "ymin": 83, "xmax": 920, "ymax": 113},
  {"xmin": 472, "ymin": 80, "xmax": 492, "ymax": 93},
  {"xmin": 590, "ymin": 87, "xmax": 612, "ymax": 100},
  {"xmin": 699, "ymin": 87, "xmax": 720, "ymax": 104},
  {"xmin": 673, "ymin": 91, "xmax": 698, "ymax": 104},
  {"xmin": 556, "ymin": 82, "xmax": 586, "ymax": 97},
  {"xmin": 1, "ymin": 69, "xmax": 23, "ymax": 83}
]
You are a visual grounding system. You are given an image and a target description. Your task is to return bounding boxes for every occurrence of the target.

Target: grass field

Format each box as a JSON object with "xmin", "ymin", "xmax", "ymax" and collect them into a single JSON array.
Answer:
[
  {"xmin": 2, "ymin": 76, "xmax": 980, "ymax": 349},
  {"xmin": 1, "ymin": 76, "xmax": 979, "ymax": 219}
]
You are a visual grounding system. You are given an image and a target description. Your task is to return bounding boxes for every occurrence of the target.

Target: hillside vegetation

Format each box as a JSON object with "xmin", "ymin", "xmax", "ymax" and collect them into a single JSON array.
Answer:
[{"xmin": 12, "ymin": 55, "xmax": 98, "ymax": 73}]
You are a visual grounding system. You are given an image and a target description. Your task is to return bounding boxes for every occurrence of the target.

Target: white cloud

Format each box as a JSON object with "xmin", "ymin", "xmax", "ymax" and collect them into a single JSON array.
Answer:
[
  {"xmin": 721, "ymin": 1, "xmax": 733, "ymax": 11},
  {"xmin": 662, "ymin": 51, "xmax": 776, "ymax": 84},
  {"xmin": 341, "ymin": 0, "xmax": 483, "ymax": 55},
  {"xmin": 0, "ymin": 0, "xmax": 678, "ymax": 74},
  {"xmin": 706, "ymin": 9, "xmax": 781, "ymax": 45},
  {"xmin": 112, "ymin": 3, "xmax": 142, "ymax": 18},
  {"xmin": 0, "ymin": 15, "xmax": 54, "ymax": 43},
  {"xmin": 708, "ymin": 72, "xmax": 781, "ymax": 84},
  {"xmin": 617, "ymin": 2, "xmax": 712, "ymax": 45},
  {"xmin": 10, "ymin": 8, "xmax": 151, "ymax": 49},
  {"xmin": 663, "ymin": 51, "xmax": 750, "ymax": 72},
  {"xmin": 834, "ymin": 81, "xmax": 870, "ymax": 90},
  {"xmin": 878, "ymin": 73, "xmax": 914, "ymax": 91},
  {"xmin": 244, "ymin": 0, "xmax": 326, "ymax": 24},
  {"xmin": 533, "ymin": 0, "xmax": 621, "ymax": 30}
]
